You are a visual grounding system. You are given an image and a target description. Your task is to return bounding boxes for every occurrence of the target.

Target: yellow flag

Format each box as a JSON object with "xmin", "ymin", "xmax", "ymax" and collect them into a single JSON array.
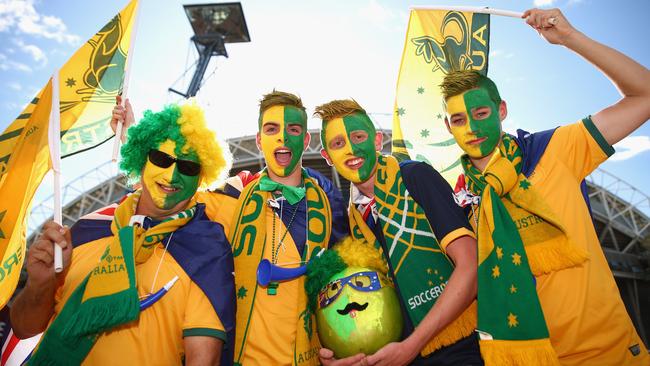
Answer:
[
  {"xmin": 0, "ymin": 0, "xmax": 139, "ymax": 308},
  {"xmin": 391, "ymin": 9, "xmax": 490, "ymax": 184}
]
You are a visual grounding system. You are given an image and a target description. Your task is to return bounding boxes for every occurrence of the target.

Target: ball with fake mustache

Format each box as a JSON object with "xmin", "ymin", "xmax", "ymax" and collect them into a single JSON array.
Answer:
[{"xmin": 315, "ymin": 266, "xmax": 403, "ymax": 358}]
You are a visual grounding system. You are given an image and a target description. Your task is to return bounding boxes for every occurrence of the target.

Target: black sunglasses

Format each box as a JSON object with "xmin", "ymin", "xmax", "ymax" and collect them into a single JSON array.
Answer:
[{"xmin": 148, "ymin": 150, "xmax": 201, "ymax": 177}]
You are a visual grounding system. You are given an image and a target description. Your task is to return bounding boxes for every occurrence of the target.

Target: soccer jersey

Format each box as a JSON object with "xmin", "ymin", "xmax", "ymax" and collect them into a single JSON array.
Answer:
[
  {"xmin": 199, "ymin": 168, "xmax": 346, "ymax": 366},
  {"xmin": 509, "ymin": 119, "xmax": 648, "ymax": 365},
  {"xmin": 52, "ymin": 237, "xmax": 225, "ymax": 365}
]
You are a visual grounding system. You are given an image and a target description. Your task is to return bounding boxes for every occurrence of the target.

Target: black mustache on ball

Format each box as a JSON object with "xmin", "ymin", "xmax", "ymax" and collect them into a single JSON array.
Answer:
[{"xmin": 337, "ymin": 302, "xmax": 369, "ymax": 315}]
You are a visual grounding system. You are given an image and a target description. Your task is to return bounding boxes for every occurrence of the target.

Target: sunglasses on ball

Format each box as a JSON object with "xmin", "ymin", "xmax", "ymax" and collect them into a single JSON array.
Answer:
[{"xmin": 148, "ymin": 150, "xmax": 201, "ymax": 177}]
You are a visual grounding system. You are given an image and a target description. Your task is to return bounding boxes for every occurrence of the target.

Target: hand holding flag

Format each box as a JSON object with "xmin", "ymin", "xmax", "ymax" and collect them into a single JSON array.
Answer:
[{"xmin": 523, "ymin": 8, "xmax": 576, "ymax": 45}]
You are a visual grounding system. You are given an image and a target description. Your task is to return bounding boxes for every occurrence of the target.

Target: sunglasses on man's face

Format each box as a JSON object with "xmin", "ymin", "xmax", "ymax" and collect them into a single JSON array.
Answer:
[{"xmin": 148, "ymin": 150, "xmax": 201, "ymax": 177}]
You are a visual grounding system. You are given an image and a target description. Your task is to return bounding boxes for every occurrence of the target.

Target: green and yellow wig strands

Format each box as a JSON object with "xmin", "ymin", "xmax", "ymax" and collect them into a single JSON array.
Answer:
[
  {"xmin": 120, "ymin": 102, "xmax": 230, "ymax": 187},
  {"xmin": 305, "ymin": 237, "xmax": 389, "ymax": 314}
]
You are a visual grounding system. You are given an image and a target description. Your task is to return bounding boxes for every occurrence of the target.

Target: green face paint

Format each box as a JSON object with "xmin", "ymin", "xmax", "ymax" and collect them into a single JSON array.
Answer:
[
  {"xmin": 259, "ymin": 105, "xmax": 308, "ymax": 177},
  {"xmin": 323, "ymin": 112, "xmax": 377, "ymax": 183},
  {"xmin": 143, "ymin": 139, "xmax": 200, "ymax": 210},
  {"xmin": 447, "ymin": 88, "xmax": 502, "ymax": 158}
]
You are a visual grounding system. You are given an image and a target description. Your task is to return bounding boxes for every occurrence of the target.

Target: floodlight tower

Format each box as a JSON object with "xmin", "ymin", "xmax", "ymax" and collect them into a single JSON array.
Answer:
[{"xmin": 169, "ymin": 2, "xmax": 250, "ymax": 98}]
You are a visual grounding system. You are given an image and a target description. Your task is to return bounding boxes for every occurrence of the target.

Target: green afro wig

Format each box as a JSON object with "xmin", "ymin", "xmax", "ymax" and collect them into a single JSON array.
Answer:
[
  {"xmin": 119, "ymin": 102, "xmax": 231, "ymax": 187},
  {"xmin": 305, "ymin": 236, "xmax": 389, "ymax": 314}
]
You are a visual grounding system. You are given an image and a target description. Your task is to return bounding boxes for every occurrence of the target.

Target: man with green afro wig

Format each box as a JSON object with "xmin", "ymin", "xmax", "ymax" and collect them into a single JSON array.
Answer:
[
  {"xmin": 13, "ymin": 100, "xmax": 236, "ymax": 365},
  {"xmin": 305, "ymin": 237, "xmax": 403, "ymax": 359}
]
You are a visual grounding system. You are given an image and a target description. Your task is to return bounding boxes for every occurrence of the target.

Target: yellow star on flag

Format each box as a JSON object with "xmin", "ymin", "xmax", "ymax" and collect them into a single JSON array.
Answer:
[
  {"xmin": 508, "ymin": 313, "xmax": 519, "ymax": 327},
  {"xmin": 496, "ymin": 246, "xmax": 503, "ymax": 259},
  {"xmin": 427, "ymin": 268, "xmax": 432, "ymax": 274},
  {"xmin": 428, "ymin": 280, "xmax": 433, "ymax": 286},
  {"xmin": 492, "ymin": 265, "xmax": 500, "ymax": 278},
  {"xmin": 512, "ymin": 252, "xmax": 522, "ymax": 266},
  {"xmin": 510, "ymin": 284, "xmax": 517, "ymax": 293}
]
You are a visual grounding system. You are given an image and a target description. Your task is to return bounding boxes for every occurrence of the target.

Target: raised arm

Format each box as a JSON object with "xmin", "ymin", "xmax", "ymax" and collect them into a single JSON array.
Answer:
[
  {"xmin": 524, "ymin": 8, "xmax": 650, "ymax": 145},
  {"xmin": 10, "ymin": 222, "xmax": 72, "ymax": 338}
]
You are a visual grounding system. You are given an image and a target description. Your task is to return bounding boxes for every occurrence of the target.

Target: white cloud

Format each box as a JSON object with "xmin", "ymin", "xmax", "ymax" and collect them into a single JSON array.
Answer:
[
  {"xmin": 13, "ymin": 38, "xmax": 47, "ymax": 66},
  {"xmin": 0, "ymin": 0, "xmax": 79, "ymax": 44},
  {"xmin": 610, "ymin": 135, "xmax": 650, "ymax": 161},
  {"xmin": 8, "ymin": 82, "xmax": 21, "ymax": 90},
  {"xmin": 534, "ymin": 0, "xmax": 556, "ymax": 6},
  {"xmin": 358, "ymin": 0, "xmax": 394, "ymax": 24},
  {"xmin": 0, "ymin": 52, "xmax": 31, "ymax": 72},
  {"xmin": 490, "ymin": 49, "xmax": 515, "ymax": 59}
]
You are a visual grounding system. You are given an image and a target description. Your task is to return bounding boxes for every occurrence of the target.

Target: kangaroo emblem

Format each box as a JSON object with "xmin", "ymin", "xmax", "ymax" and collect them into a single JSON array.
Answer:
[{"xmin": 411, "ymin": 12, "xmax": 474, "ymax": 74}]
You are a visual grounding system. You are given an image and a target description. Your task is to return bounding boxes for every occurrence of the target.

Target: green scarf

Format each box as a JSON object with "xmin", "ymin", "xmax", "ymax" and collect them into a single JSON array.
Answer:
[
  {"xmin": 462, "ymin": 135, "xmax": 586, "ymax": 365},
  {"xmin": 229, "ymin": 169, "xmax": 331, "ymax": 366},
  {"xmin": 30, "ymin": 191, "xmax": 196, "ymax": 365},
  {"xmin": 349, "ymin": 155, "xmax": 476, "ymax": 356}
]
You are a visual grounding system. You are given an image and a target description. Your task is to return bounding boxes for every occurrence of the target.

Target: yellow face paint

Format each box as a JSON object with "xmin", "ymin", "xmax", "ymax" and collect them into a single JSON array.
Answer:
[
  {"xmin": 446, "ymin": 89, "xmax": 502, "ymax": 159},
  {"xmin": 323, "ymin": 116, "xmax": 377, "ymax": 183},
  {"xmin": 259, "ymin": 105, "xmax": 306, "ymax": 177},
  {"xmin": 142, "ymin": 139, "xmax": 200, "ymax": 210}
]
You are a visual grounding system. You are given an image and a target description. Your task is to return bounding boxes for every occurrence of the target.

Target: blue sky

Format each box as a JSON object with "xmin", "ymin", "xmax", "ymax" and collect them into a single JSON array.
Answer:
[{"xmin": 1, "ymin": 0, "xmax": 649, "ymax": 210}]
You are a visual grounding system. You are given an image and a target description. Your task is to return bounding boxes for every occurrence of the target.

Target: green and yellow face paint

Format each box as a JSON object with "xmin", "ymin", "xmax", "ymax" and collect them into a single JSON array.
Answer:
[
  {"xmin": 259, "ymin": 104, "xmax": 308, "ymax": 177},
  {"xmin": 142, "ymin": 139, "xmax": 200, "ymax": 210},
  {"xmin": 322, "ymin": 113, "xmax": 377, "ymax": 184},
  {"xmin": 446, "ymin": 88, "xmax": 502, "ymax": 159}
]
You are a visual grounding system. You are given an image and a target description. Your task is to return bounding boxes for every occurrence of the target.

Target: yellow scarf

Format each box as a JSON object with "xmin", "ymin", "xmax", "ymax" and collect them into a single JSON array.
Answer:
[{"xmin": 229, "ymin": 172, "xmax": 331, "ymax": 366}]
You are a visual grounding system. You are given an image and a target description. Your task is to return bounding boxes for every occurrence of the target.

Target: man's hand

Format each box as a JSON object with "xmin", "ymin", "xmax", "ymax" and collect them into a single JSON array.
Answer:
[
  {"xmin": 523, "ymin": 8, "xmax": 577, "ymax": 46},
  {"xmin": 319, "ymin": 348, "xmax": 366, "ymax": 366},
  {"xmin": 11, "ymin": 221, "xmax": 72, "ymax": 338},
  {"xmin": 365, "ymin": 341, "xmax": 419, "ymax": 366},
  {"xmin": 27, "ymin": 221, "xmax": 72, "ymax": 288},
  {"xmin": 110, "ymin": 95, "xmax": 135, "ymax": 142}
]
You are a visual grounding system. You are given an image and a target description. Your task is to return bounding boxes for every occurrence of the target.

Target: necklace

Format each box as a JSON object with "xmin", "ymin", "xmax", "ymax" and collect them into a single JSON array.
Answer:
[{"xmin": 268, "ymin": 195, "xmax": 301, "ymax": 295}]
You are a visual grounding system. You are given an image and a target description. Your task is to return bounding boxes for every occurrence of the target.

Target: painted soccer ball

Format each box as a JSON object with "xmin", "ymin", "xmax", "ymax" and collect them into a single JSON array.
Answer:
[{"xmin": 315, "ymin": 266, "xmax": 403, "ymax": 358}]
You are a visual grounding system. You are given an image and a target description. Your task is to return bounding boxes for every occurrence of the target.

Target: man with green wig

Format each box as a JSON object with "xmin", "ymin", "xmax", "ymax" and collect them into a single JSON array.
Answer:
[
  {"xmin": 11, "ymin": 102, "xmax": 236, "ymax": 365},
  {"xmin": 441, "ymin": 8, "xmax": 649, "ymax": 366},
  {"xmin": 110, "ymin": 91, "xmax": 348, "ymax": 366},
  {"xmin": 314, "ymin": 99, "xmax": 481, "ymax": 366}
]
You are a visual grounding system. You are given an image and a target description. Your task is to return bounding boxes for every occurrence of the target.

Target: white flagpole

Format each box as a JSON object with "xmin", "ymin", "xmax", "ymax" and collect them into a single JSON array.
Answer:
[
  {"xmin": 48, "ymin": 70, "xmax": 64, "ymax": 273},
  {"xmin": 112, "ymin": 0, "xmax": 142, "ymax": 162},
  {"xmin": 409, "ymin": 5, "xmax": 524, "ymax": 18}
]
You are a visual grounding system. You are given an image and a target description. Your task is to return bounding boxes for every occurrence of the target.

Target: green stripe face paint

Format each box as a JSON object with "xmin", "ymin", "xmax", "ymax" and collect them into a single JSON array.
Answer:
[
  {"xmin": 446, "ymin": 88, "xmax": 502, "ymax": 158},
  {"xmin": 142, "ymin": 139, "xmax": 200, "ymax": 210},
  {"xmin": 323, "ymin": 112, "xmax": 377, "ymax": 183},
  {"xmin": 259, "ymin": 105, "xmax": 308, "ymax": 177}
]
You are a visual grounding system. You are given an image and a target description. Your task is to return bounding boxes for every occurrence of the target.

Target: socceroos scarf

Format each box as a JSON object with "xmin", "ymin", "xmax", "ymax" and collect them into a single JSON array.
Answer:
[
  {"xmin": 30, "ymin": 191, "xmax": 196, "ymax": 366},
  {"xmin": 349, "ymin": 155, "xmax": 476, "ymax": 356},
  {"xmin": 229, "ymin": 169, "xmax": 331, "ymax": 366},
  {"xmin": 462, "ymin": 134, "xmax": 587, "ymax": 366}
]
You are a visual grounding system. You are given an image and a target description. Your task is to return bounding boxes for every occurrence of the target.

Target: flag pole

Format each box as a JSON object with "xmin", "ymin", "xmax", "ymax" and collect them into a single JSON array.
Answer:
[
  {"xmin": 112, "ymin": 0, "xmax": 141, "ymax": 162},
  {"xmin": 48, "ymin": 70, "xmax": 64, "ymax": 273},
  {"xmin": 409, "ymin": 5, "xmax": 524, "ymax": 18}
]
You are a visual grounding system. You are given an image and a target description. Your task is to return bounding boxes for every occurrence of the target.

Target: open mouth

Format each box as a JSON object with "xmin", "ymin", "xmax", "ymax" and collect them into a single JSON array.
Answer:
[
  {"xmin": 274, "ymin": 147, "xmax": 293, "ymax": 166},
  {"xmin": 337, "ymin": 301, "xmax": 368, "ymax": 318},
  {"xmin": 157, "ymin": 182, "xmax": 180, "ymax": 194},
  {"xmin": 345, "ymin": 157, "xmax": 364, "ymax": 170}
]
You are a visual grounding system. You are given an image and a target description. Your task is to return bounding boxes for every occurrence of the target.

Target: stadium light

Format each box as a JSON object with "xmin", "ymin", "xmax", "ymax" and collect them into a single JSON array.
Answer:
[{"xmin": 169, "ymin": 2, "xmax": 250, "ymax": 98}]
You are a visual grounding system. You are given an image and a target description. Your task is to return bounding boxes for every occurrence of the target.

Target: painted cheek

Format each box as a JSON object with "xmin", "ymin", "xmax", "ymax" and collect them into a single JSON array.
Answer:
[
  {"xmin": 161, "ymin": 167, "xmax": 199, "ymax": 209},
  {"xmin": 143, "ymin": 161, "xmax": 175, "ymax": 209},
  {"xmin": 325, "ymin": 121, "xmax": 361, "ymax": 183},
  {"xmin": 283, "ymin": 128, "xmax": 304, "ymax": 175}
]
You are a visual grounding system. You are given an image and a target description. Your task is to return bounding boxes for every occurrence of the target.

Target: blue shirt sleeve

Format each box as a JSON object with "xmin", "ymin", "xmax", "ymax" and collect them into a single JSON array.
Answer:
[{"xmin": 399, "ymin": 161, "xmax": 472, "ymax": 246}]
